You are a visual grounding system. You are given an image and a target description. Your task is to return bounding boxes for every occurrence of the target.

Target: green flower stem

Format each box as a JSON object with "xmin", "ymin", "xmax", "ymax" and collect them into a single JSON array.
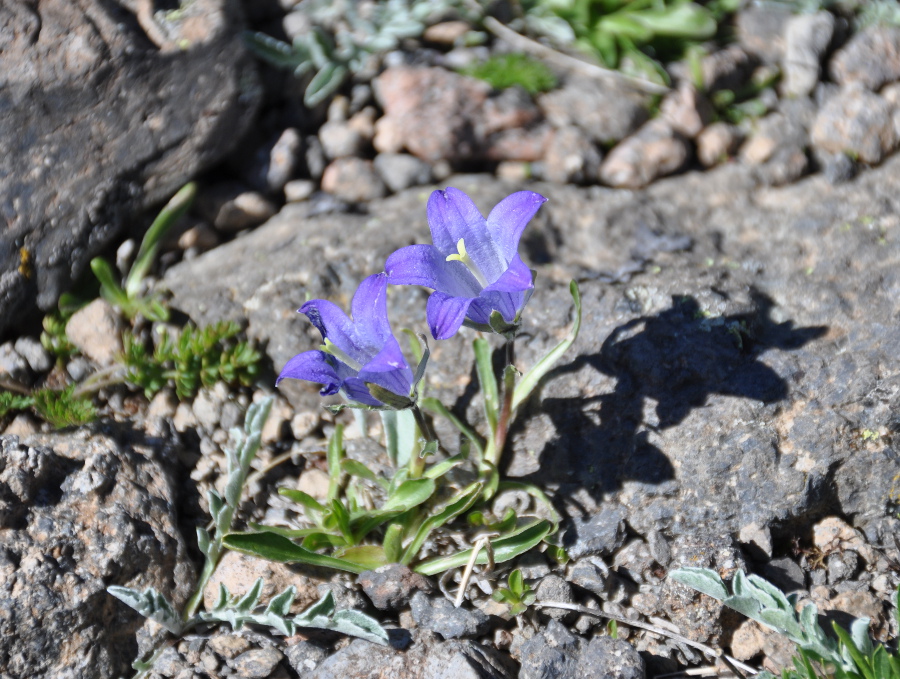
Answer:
[
  {"xmin": 484, "ymin": 338, "xmax": 516, "ymax": 471},
  {"xmin": 182, "ymin": 548, "xmax": 220, "ymax": 620}
]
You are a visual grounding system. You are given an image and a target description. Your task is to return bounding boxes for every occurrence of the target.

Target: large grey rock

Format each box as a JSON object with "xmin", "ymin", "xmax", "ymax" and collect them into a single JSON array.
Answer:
[
  {"xmin": 0, "ymin": 429, "xmax": 194, "ymax": 679},
  {"xmin": 811, "ymin": 85, "xmax": 898, "ymax": 164},
  {"xmin": 0, "ymin": 0, "xmax": 259, "ymax": 337},
  {"xmin": 163, "ymin": 159, "xmax": 900, "ymax": 549},
  {"xmin": 518, "ymin": 620, "xmax": 644, "ymax": 679},
  {"xmin": 830, "ymin": 26, "xmax": 900, "ymax": 90},
  {"xmin": 310, "ymin": 630, "xmax": 516, "ymax": 679},
  {"xmin": 538, "ymin": 76, "xmax": 649, "ymax": 144},
  {"xmin": 783, "ymin": 11, "xmax": 835, "ymax": 97}
]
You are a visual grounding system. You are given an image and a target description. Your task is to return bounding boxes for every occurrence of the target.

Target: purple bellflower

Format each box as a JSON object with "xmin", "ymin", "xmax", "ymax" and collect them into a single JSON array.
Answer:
[
  {"xmin": 385, "ymin": 187, "xmax": 547, "ymax": 340},
  {"xmin": 277, "ymin": 273, "xmax": 414, "ymax": 407}
]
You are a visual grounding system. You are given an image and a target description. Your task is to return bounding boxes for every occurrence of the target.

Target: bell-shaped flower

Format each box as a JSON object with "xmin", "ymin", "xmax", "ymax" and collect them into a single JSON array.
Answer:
[
  {"xmin": 276, "ymin": 273, "xmax": 414, "ymax": 407},
  {"xmin": 385, "ymin": 187, "xmax": 547, "ymax": 340}
]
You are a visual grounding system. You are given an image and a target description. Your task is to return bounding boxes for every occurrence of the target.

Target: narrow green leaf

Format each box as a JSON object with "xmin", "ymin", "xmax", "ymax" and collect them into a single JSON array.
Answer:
[
  {"xmin": 512, "ymin": 280, "xmax": 581, "ymax": 412},
  {"xmin": 341, "ymin": 459, "xmax": 380, "ymax": 484},
  {"xmin": 90, "ymin": 257, "xmax": 129, "ymax": 307},
  {"xmin": 383, "ymin": 524, "xmax": 403, "ymax": 563},
  {"xmin": 414, "ymin": 519, "xmax": 553, "ymax": 576},
  {"xmin": 833, "ymin": 622, "xmax": 874, "ymax": 679},
  {"xmin": 382, "ymin": 478, "xmax": 436, "ymax": 512},
  {"xmin": 509, "ymin": 569, "xmax": 525, "ymax": 596},
  {"xmin": 222, "ymin": 531, "xmax": 368, "ymax": 574},
  {"xmin": 330, "ymin": 500, "xmax": 353, "ymax": 543},
  {"xmin": 474, "ymin": 337, "xmax": 499, "ymax": 437},
  {"xmin": 305, "ymin": 62, "xmax": 349, "ymax": 107},
  {"xmin": 334, "ymin": 545, "xmax": 388, "ymax": 570},
  {"xmin": 367, "ymin": 383, "xmax": 415, "ymax": 410},
  {"xmin": 125, "ymin": 182, "xmax": 196, "ymax": 299},
  {"xmin": 279, "ymin": 488, "xmax": 326, "ymax": 514},
  {"xmin": 401, "ymin": 482, "xmax": 483, "ymax": 565},
  {"xmin": 327, "ymin": 425, "xmax": 344, "ymax": 502},
  {"xmin": 423, "ymin": 454, "xmax": 466, "ymax": 480}
]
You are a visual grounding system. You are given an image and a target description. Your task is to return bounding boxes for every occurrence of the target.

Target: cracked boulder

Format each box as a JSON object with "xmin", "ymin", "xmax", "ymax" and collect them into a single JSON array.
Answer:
[{"xmin": 0, "ymin": 0, "xmax": 259, "ymax": 337}]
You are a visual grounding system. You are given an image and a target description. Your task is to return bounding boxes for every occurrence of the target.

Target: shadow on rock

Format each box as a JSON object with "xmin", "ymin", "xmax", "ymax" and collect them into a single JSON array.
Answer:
[{"xmin": 520, "ymin": 291, "xmax": 827, "ymax": 497}]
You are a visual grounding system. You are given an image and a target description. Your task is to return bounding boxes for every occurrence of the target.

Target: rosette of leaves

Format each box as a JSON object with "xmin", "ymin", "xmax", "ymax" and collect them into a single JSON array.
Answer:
[
  {"xmin": 223, "ymin": 423, "xmax": 555, "ymax": 576},
  {"xmin": 491, "ymin": 568, "xmax": 536, "ymax": 615},
  {"xmin": 244, "ymin": 0, "xmax": 464, "ymax": 106}
]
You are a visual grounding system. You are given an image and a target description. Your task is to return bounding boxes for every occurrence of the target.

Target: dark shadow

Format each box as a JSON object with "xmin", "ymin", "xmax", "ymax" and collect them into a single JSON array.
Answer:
[{"xmin": 516, "ymin": 291, "xmax": 827, "ymax": 497}]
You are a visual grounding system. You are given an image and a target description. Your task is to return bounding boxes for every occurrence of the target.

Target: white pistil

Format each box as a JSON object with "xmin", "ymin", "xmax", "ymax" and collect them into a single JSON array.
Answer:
[
  {"xmin": 320, "ymin": 338, "xmax": 362, "ymax": 371},
  {"xmin": 445, "ymin": 238, "xmax": 489, "ymax": 287}
]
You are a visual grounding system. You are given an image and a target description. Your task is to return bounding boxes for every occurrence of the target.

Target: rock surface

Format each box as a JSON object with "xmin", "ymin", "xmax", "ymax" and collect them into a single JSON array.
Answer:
[
  {"xmin": 164, "ymin": 158, "xmax": 900, "ymax": 551},
  {"xmin": 0, "ymin": 429, "xmax": 194, "ymax": 679},
  {"xmin": 0, "ymin": 0, "xmax": 259, "ymax": 337}
]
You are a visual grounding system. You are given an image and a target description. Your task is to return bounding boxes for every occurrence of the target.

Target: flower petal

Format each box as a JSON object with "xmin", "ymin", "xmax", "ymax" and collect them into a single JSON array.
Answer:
[
  {"xmin": 300, "ymin": 299, "xmax": 372, "ymax": 367},
  {"xmin": 341, "ymin": 378, "xmax": 381, "ymax": 406},
  {"xmin": 482, "ymin": 253, "xmax": 534, "ymax": 294},
  {"xmin": 486, "ymin": 191, "xmax": 547, "ymax": 263},
  {"xmin": 277, "ymin": 350, "xmax": 340, "ymax": 394},
  {"xmin": 385, "ymin": 244, "xmax": 480, "ymax": 297},
  {"xmin": 360, "ymin": 337, "xmax": 414, "ymax": 398},
  {"xmin": 427, "ymin": 291, "xmax": 474, "ymax": 340},
  {"xmin": 469, "ymin": 290, "xmax": 524, "ymax": 325},
  {"xmin": 428, "ymin": 188, "xmax": 505, "ymax": 282},
  {"xmin": 350, "ymin": 273, "xmax": 392, "ymax": 345}
]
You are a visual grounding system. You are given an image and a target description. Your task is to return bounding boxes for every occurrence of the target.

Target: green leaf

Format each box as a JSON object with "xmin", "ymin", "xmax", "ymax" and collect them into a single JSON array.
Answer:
[
  {"xmin": 473, "ymin": 338, "xmax": 499, "ymax": 437},
  {"xmin": 401, "ymin": 482, "xmax": 483, "ymax": 566},
  {"xmin": 125, "ymin": 182, "xmax": 196, "ymax": 299},
  {"xmin": 334, "ymin": 545, "xmax": 389, "ymax": 570},
  {"xmin": 631, "ymin": 3, "xmax": 717, "ymax": 39},
  {"xmin": 327, "ymin": 425, "xmax": 344, "ymax": 502},
  {"xmin": 423, "ymin": 454, "xmax": 466, "ymax": 480},
  {"xmin": 279, "ymin": 488, "xmax": 326, "ymax": 514},
  {"xmin": 850, "ymin": 617, "xmax": 874, "ymax": 657},
  {"xmin": 305, "ymin": 62, "xmax": 349, "ymax": 107},
  {"xmin": 330, "ymin": 499, "xmax": 353, "ymax": 543},
  {"xmin": 382, "ymin": 478, "xmax": 436, "ymax": 512},
  {"xmin": 833, "ymin": 622, "xmax": 874, "ymax": 679},
  {"xmin": 414, "ymin": 519, "xmax": 553, "ymax": 576},
  {"xmin": 383, "ymin": 524, "xmax": 404, "ymax": 563},
  {"xmin": 90, "ymin": 257, "xmax": 129, "ymax": 307},
  {"xmin": 222, "ymin": 531, "xmax": 369, "ymax": 574},
  {"xmin": 244, "ymin": 31, "xmax": 310, "ymax": 70},
  {"xmin": 341, "ymin": 459, "xmax": 382, "ymax": 485},
  {"xmin": 508, "ymin": 569, "xmax": 525, "ymax": 597},
  {"xmin": 367, "ymin": 383, "xmax": 415, "ymax": 410},
  {"xmin": 512, "ymin": 280, "xmax": 581, "ymax": 412},
  {"xmin": 598, "ymin": 13, "xmax": 654, "ymax": 41}
]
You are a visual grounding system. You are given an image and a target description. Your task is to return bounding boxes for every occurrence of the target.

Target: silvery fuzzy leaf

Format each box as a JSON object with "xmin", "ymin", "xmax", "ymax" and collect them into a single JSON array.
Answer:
[
  {"xmin": 758, "ymin": 608, "xmax": 804, "ymax": 640},
  {"xmin": 850, "ymin": 617, "xmax": 873, "ymax": 656},
  {"xmin": 235, "ymin": 578, "xmax": 264, "ymax": 613},
  {"xmin": 668, "ymin": 567, "xmax": 728, "ymax": 601},
  {"xmin": 265, "ymin": 586, "xmax": 297, "ymax": 619},
  {"xmin": 292, "ymin": 591, "xmax": 389, "ymax": 646},
  {"xmin": 722, "ymin": 595, "xmax": 762, "ymax": 621},
  {"xmin": 107, "ymin": 586, "xmax": 183, "ymax": 635},
  {"xmin": 197, "ymin": 527, "xmax": 212, "ymax": 560},
  {"xmin": 746, "ymin": 573, "xmax": 786, "ymax": 611}
]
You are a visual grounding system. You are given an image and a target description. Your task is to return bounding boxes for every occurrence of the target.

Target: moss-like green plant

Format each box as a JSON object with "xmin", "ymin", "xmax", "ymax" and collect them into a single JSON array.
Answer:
[
  {"xmin": 123, "ymin": 321, "xmax": 261, "ymax": 400},
  {"xmin": 0, "ymin": 385, "xmax": 97, "ymax": 428},
  {"xmin": 461, "ymin": 52, "xmax": 558, "ymax": 94}
]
